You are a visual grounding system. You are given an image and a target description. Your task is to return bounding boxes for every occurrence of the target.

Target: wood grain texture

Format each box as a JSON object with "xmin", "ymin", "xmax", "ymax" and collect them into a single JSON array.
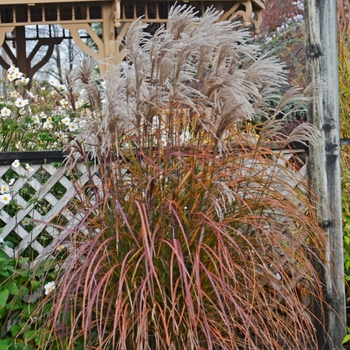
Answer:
[{"xmin": 305, "ymin": 0, "xmax": 346, "ymax": 348}]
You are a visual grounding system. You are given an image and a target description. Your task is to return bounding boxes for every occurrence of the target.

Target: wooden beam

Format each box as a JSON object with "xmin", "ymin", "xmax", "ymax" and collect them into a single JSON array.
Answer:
[
  {"xmin": 305, "ymin": 1, "xmax": 346, "ymax": 349},
  {"xmin": 1, "ymin": 0, "xmax": 112, "ymax": 4},
  {"xmin": 0, "ymin": 0, "xmax": 265, "ymax": 4}
]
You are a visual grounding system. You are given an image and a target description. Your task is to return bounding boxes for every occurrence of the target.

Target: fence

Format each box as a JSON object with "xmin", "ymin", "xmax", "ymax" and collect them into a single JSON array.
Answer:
[{"xmin": 0, "ymin": 151, "xmax": 101, "ymax": 265}]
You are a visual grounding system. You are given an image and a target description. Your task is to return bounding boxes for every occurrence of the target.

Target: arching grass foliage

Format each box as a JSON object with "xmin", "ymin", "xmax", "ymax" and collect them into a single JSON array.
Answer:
[{"xmin": 24, "ymin": 5, "xmax": 326, "ymax": 349}]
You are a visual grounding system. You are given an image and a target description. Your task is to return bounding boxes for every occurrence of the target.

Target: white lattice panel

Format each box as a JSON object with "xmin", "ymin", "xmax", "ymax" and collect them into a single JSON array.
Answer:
[{"xmin": 0, "ymin": 162, "xmax": 99, "ymax": 261}]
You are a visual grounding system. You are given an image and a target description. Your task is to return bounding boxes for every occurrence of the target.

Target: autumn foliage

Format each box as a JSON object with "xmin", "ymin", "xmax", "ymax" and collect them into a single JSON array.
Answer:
[{"xmin": 258, "ymin": 0, "xmax": 305, "ymax": 86}]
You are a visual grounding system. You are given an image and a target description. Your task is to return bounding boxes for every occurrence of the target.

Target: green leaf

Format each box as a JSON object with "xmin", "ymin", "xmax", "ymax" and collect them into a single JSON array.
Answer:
[
  {"xmin": 343, "ymin": 333, "xmax": 350, "ymax": 344},
  {"xmin": 4, "ymin": 265, "xmax": 14, "ymax": 272},
  {"xmin": 5, "ymin": 280, "xmax": 19, "ymax": 295},
  {"xmin": 0, "ymin": 270, "xmax": 10, "ymax": 277},
  {"xmin": 0, "ymin": 339, "xmax": 8, "ymax": 350},
  {"xmin": 18, "ymin": 257, "xmax": 29, "ymax": 264},
  {"xmin": 22, "ymin": 305, "xmax": 36, "ymax": 319},
  {"xmin": 10, "ymin": 324, "xmax": 21, "ymax": 337},
  {"xmin": 0, "ymin": 250, "xmax": 10, "ymax": 265},
  {"xmin": 5, "ymin": 241, "xmax": 15, "ymax": 248},
  {"xmin": 24, "ymin": 329, "xmax": 35, "ymax": 341},
  {"xmin": 0, "ymin": 289, "xmax": 9, "ymax": 308},
  {"xmin": 30, "ymin": 280, "xmax": 40, "ymax": 291},
  {"xmin": 8, "ymin": 342, "xmax": 25, "ymax": 350}
]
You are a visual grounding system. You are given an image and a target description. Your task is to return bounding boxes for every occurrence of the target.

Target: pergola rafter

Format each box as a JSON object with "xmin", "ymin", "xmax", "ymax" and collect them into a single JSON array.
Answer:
[{"xmin": 0, "ymin": 0, "xmax": 265, "ymax": 79}]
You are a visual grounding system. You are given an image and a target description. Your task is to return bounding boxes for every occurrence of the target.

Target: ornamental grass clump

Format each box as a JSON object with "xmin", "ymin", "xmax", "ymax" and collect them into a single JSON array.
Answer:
[{"xmin": 30, "ymin": 5, "xmax": 326, "ymax": 349}]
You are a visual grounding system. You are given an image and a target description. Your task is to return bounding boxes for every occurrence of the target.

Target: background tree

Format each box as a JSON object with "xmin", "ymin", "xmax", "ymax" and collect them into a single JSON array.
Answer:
[
  {"xmin": 257, "ymin": 0, "xmax": 305, "ymax": 86},
  {"xmin": 29, "ymin": 25, "xmax": 79, "ymax": 84}
]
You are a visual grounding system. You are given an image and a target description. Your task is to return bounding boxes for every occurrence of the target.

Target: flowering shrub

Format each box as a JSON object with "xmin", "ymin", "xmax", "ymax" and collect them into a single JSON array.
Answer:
[{"xmin": 0, "ymin": 65, "xmax": 89, "ymax": 152}]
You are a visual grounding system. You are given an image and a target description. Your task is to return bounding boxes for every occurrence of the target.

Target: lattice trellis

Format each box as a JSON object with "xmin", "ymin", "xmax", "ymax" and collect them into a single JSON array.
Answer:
[{"xmin": 0, "ymin": 162, "xmax": 100, "ymax": 262}]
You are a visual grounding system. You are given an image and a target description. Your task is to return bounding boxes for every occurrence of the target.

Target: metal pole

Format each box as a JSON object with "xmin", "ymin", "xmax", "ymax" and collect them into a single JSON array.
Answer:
[{"xmin": 305, "ymin": 1, "xmax": 346, "ymax": 349}]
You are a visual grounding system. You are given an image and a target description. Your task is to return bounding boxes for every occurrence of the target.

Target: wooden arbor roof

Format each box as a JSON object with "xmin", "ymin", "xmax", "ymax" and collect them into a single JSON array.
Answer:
[{"xmin": 0, "ymin": 0, "xmax": 265, "ymax": 80}]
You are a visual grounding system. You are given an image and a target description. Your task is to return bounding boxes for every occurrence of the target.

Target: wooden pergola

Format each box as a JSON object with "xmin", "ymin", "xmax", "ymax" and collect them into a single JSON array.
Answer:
[{"xmin": 0, "ymin": 0, "xmax": 265, "ymax": 80}]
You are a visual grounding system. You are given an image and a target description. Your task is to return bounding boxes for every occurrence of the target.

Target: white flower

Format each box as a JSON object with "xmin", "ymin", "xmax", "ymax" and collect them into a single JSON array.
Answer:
[
  {"xmin": 13, "ymin": 71, "xmax": 23, "ymax": 80},
  {"xmin": 75, "ymin": 99, "xmax": 84, "ymax": 109},
  {"xmin": 60, "ymin": 99, "xmax": 69, "ymax": 108},
  {"xmin": 0, "ymin": 193, "xmax": 11, "ymax": 204},
  {"xmin": 58, "ymin": 84, "xmax": 65, "ymax": 91},
  {"xmin": 44, "ymin": 281, "xmax": 56, "ymax": 295},
  {"xmin": 8, "ymin": 178, "xmax": 15, "ymax": 186},
  {"xmin": 0, "ymin": 184, "xmax": 9, "ymax": 194},
  {"xmin": 7, "ymin": 65, "xmax": 16, "ymax": 75},
  {"xmin": 61, "ymin": 116, "xmax": 71, "ymax": 125},
  {"xmin": 20, "ymin": 76, "xmax": 29, "ymax": 85},
  {"xmin": 12, "ymin": 67, "xmax": 20, "ymax": 74},
  {"xmin": 32, "ymin": 115, "xmax": 40, "ymax": 124},
  {"xmin": 47, "ymin": 116, "xmax": 52, "ymax": 123},
  {"xmin": 7, "ymin": 73, "xmax": 15, "ymax": 82},
  {"xmin": 39, "ymin": 112, "xmax": 47, "ymax": 119},
  {"xmin": 43, "ymin": 121, "xmax": 53, "ymax": 129},
  {"xmin": 22, "ymin": 217, "xmax": 31, "ymax": 226},
  {"xmin": 57, "ymin": 245, "xmax": 64, "ymax": 251},
  {"xmin": 25, "ymin": 163, "xmax": 34, "ymax": 172},
  {"xmin": 68, "ymin": 122, "xmax": 78, "ymax": 132},
  {"xmin": 11, "ymin": 159, "xmax": 20, "ymax": 168},
  {"xmin": 15, "ymin": 141, "xmax": 21, "ymax": 150},
  {"xmin": 1, "ymin": 107, "xmax": 11, "ymax": 117},
  {"xmin": 19, "ymin": 108, "xmax": 26, "ymax": 115},
  {"xmin": 15, "ymin": 98, "xmax": 29, "ymax": 108},
  {"xmin": 49, "ymin": 79, "xmax": 56, "ymax": 86},
  {"xmin": 10, "ymin": 91, "xmax": 19, "ymax": 99}
]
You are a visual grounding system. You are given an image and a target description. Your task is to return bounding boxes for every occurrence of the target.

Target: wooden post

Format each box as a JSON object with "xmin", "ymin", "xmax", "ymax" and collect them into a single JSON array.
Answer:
[{"xmin": 305, "ymin": 1, "xmax": 346, "ymax": 349}]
